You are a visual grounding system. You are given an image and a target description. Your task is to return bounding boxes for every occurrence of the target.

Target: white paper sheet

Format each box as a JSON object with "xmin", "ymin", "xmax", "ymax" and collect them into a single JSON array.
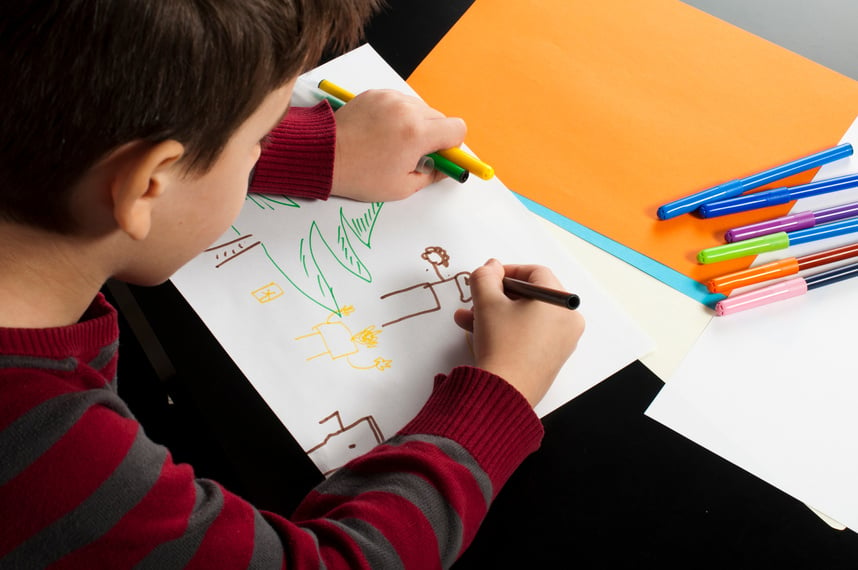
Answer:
[
  {"xmin": 171, "ymin": 45, "xmax": 652, "ymax": 476},
  {"xmin": 647, "ymin": 116, "xmax": 858, "ymax": 530}
]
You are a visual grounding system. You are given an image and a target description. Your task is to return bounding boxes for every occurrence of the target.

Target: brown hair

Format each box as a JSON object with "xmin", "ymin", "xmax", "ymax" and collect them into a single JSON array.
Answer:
[{"xmin": 0, "ymin": 0, "xmax": 380, "ymax": 232}]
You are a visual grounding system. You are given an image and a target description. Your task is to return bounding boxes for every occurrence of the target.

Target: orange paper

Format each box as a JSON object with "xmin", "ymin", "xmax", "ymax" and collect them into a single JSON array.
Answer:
[{"xmin": 409, "ymin": 0, "xmax": 858, "ymax": 286}]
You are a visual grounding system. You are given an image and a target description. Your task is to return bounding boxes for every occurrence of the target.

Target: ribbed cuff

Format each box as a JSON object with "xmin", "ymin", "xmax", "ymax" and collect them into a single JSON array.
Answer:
[
  {"xmin": 0, "ymin": 293, "xmax": 118, "ymax": 359},
  {"xmin": 400, "ymin": 366, "xmax": 544, "ymax": 496},
  {"xmin": 249, "ymin": 102, "xmax": 336, "ymax": 200}
]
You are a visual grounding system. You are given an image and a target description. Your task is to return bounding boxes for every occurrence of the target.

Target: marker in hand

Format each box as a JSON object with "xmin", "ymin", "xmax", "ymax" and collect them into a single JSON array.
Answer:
[
  {"xmin": 502, "ymin": 277, "xmax": 580, "ymax": 310},
  {"xmin": 316, "ymin": 79, "xmax": 495, "ymax": 182}
]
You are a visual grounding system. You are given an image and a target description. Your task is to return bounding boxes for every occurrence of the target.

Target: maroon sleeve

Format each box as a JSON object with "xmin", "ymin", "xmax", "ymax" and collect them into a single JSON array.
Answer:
[{"xmin": 249, "ymin": 101, "xmax": 336, "ymax": 201}]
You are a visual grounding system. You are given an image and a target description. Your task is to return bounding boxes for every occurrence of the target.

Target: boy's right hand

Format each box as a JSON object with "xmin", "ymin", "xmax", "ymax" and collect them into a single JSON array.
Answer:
[{"xmin": 453, "ymin": 259, "xmax": 585, "ymax": 407}]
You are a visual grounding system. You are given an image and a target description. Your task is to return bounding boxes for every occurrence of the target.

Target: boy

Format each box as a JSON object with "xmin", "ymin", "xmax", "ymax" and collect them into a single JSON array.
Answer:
[{"xmin": 0, "ymin": 1, "xmax": 585, "ymax": 568}]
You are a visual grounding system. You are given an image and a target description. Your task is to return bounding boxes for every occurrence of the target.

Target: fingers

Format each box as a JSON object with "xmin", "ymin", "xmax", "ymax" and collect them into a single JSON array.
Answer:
[
  {"xmin": 353, "ymin": 90, "xmax": 467, "ymax": 161},
  {"xmin": 423, "ymin": 116, "xmax": 467, "ymax": 156},
  {"xmin": 329, "ymin": 89, "xmax": 469, "ymax": 202},
  {"xmin": 502, "ymin": 264, "xmax": 567, "ymax": 290},
  {"xmin": 462, "ymin": 260, "xmax": 585, "ymax": 408},
  {"xmin": 453, "ymin": 308, "xmax": 474, "ymax": 332},
  {"xmin": 467, "ymin": 259, "xmax": 507, "ymax": 306}
]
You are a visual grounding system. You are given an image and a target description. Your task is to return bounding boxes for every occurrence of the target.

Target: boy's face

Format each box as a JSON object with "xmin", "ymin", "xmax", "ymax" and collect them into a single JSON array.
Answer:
[{"xmin": 120, "ymin": 79, "xmax": 296, "ymax": 285}]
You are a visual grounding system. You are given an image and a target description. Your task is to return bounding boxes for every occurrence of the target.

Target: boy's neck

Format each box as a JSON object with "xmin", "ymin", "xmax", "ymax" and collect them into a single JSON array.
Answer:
[{"xmin": 0, "ymin": 222, "xmax": 110, "ymax": 329}]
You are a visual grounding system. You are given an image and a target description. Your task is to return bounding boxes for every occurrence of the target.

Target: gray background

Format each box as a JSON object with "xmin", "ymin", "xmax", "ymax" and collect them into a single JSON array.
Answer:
[{"xmin": 685, "ymin": 0, "xmax": 858, "ymax": 80}]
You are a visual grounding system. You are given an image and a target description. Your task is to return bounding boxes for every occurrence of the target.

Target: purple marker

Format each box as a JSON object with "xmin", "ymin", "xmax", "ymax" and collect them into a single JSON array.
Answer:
[{"xmin": 725, "ymin": 201, "xmax": 858, "ymax": 242}]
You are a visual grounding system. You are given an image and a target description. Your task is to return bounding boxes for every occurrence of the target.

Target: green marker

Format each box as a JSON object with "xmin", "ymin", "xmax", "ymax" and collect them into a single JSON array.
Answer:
[
  {"xmin": 295, "ymin": 81, "xmax": 468, "ymax": 184},
  {"xmin": 325, "ymin": 100, "xmax": 467, "ymax": 182},
  {"xmin": 426, "ymin": 152, "xmax": 469, "ymax": 183},
  {"xmin": 323, "ymin": 99, "xmax": 467, "ymax": 183},
  {"xmin": 699, "ymin": 217, "xmax": 858, "ymax": 264},
  {"xmin": 698, "ymin": 232, "xmax": 790, "ymax": 264}
]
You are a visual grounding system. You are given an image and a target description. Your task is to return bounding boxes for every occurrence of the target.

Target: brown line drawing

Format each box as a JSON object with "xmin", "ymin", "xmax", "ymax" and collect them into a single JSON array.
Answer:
[
  {"xmin": 205, "ymin": 235, "xmax": 249, "ymax": 250},
  {"xmin": 379, "ymin": 246, "xmax": 471, "ymax": 327},
  {"xmin": 306, "ymin": 411, "xmax": 385, "ymax": 477},
  {"xmin": 205, "ymin": 235, "xmax": 261, "ymax": 268}
]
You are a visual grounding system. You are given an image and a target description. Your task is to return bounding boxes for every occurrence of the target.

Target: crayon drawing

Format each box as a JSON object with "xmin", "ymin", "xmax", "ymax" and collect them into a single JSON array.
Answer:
[
  {"xmin": 218, "ymin": 198, "xmax": 385, "ymax": 315},
  {"xmin": 205, "ymin": 234, "xmax": 261, "ymax": 268},
  {"xmin": 379, "ymin": 246, "xmax": 471, "ymax": 327},
  {"xmin": 251, "ymin": 282, "xmax": 285, "ymax": 304},
  {"xmin": 170, "ymin": 44, "xmax": 652, "ymax": 478},
  {"xmin": 306, "ymin": 411, "xmax": 385, "ymax": 477},
  {"xmin": 246, "ymin": 193, "xmax": 300, "ymax": 210},
  {"xmin": 295, "ymin": 306, "xmax": 392, "ymax": 371}
]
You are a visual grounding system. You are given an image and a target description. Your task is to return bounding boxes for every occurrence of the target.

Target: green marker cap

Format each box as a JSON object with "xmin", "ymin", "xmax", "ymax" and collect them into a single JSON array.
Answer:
[{"xmin": 697, "ymin": 232, "xmax": 790, "ymax": 264}]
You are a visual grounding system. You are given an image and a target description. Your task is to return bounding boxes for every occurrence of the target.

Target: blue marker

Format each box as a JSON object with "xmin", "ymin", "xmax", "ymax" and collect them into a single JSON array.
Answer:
[
  {"xmin": 698, "ymin": 216, "xmax": 858, "ymax": 263},
  {"xmin": 698, "ymin": 173, "xmax": 858, "ymax": 218},
  {"xmin": 657, "ymin": 143, "xmax": 853, "ymax": 220}
]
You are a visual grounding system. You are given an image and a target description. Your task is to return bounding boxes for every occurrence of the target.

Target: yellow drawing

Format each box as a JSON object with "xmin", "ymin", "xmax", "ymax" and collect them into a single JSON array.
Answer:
[
  {"xmin": 251, "ymin": 282, "xmax": 285, "ymax": 304},
  {"xmin": 295, "ymin": 305, "xmax": 392, "ymax": 371}
]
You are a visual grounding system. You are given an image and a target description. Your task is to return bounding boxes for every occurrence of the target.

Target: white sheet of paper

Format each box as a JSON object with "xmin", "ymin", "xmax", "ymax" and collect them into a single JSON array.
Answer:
[
  {"xmin": 171, "ymin": 45, "xmax": 653, "ymax": 476},
  {"xmin": 646, "ymin": 116, "xmax": 858, "ymax": 530}
]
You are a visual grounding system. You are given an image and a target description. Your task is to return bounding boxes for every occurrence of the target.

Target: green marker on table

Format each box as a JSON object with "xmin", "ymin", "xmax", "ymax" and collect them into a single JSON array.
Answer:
[
  {"xmin": 698, "ymin": 217, "xmax": 858, "ymax": 264},
  {"xmin": 698, "ymin": 233, "xmax": 791, "ymax": 264}
]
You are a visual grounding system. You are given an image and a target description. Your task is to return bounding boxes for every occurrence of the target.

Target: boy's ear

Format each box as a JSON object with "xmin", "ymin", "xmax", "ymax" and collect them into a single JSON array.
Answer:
[{"xmin": 111, "ymin": 140, "xmax": 184, "ymax": 240}]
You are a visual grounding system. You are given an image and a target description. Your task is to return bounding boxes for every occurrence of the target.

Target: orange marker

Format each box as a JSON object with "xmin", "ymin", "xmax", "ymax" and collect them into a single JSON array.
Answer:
[{"xmin": 706, "ymin": 242, "xmax": 858, "ymax": 294}]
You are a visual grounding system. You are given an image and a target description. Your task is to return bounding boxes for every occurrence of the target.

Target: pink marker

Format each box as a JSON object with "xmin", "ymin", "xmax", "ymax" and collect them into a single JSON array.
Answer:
[{"xmin": 715, "ymin": 261, "xmax": 858, "ymax": 315}]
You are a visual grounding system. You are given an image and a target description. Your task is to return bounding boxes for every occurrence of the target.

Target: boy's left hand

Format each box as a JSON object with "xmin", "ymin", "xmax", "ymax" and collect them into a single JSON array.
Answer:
[{"xmin": 330, "ymin": 89, "xmax": 467, "ymax": 202}]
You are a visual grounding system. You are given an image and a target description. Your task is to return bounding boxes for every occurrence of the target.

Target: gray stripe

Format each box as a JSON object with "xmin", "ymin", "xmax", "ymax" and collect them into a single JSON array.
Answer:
[
  {"xmin": 0, "ymin": 354, "xmax": 77, "ymax": 372},
  {"xmin": 318, "ymin": 470, "xmax": 462, "ymax": 567},
  {"xmin": 88, "ymin": 339, "xmax": 119, "ymax": 371},
  {"xmin": 327, "ymin": 518, "xmax": 404, "ymax": 570},
  {"xmin": 293, "ymin": 526, "xmax": 327, "ymax": 570},
  {"xmin": 316, "ymin": 434, "xmax": 493, "ymax": 568},
  {"xmin": 0, "ymin": 389, "xmax": 133, "ymax": 486},
  {"xmin": 135, "ymin": 479, "xmax": 225, "ymax": 569},
  {"xmin": 249, "ymin": 508, "xmax": 285, "ymax": 570},
  {"xmin": 388, "ymin": 434, "xmax": 493, "ymax": 506},
  {"xmin": 1, "ymin": 427, "xmax": 167, "ymax": 568}
]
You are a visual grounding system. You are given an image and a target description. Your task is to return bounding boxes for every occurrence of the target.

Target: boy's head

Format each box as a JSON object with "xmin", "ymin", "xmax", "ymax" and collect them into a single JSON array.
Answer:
[{"xmin": 0, "ymin": 0, "xmax": 380, "ymax": 234}]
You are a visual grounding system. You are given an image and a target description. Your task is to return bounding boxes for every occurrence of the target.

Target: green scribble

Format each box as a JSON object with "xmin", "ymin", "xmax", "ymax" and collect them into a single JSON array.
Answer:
[
  {"xmin": 260, "ymin": 241, "xmax": 340, "ymax": 313},
  {"xmin": 229, "ymin": 200, "xmax": 384, "ymax": 315},
  {"xmin": 246, "ymin": 194, "xmax": 300, "ymax": 209},
  {"xmin": 311, "ymin": 221, "xmax": 371, "ymax": 283},
  {"xmin": 343, "ymin": 202, "xmax": 383, "ymax": 248}
]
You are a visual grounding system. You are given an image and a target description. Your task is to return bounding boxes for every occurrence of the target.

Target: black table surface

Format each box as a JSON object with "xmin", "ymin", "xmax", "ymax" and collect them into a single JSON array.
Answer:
[{"xmin": 110, "ymin": 2, "xmax": 858, "ymax": 567}]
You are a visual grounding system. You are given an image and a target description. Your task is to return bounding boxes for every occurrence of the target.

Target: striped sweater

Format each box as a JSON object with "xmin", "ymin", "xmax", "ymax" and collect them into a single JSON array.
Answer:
[{"xmin": 0, "ymin": 103, "xmax": 545, "ymax": 568}]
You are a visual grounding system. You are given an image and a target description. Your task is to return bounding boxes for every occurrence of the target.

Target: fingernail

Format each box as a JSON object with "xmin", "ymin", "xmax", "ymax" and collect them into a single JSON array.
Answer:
[{"xmin": 415, "ymin": 155, "xmax": 435, "ymax": 175}]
